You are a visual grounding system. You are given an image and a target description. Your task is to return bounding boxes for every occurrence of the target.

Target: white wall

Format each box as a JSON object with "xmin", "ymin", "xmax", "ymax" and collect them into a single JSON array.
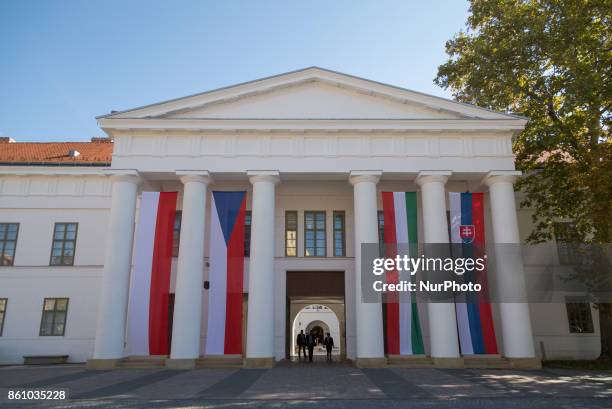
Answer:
[
  {"xmin": 516, "ymin": 202, "xmax": 601, "ymax": 359},
  {"xmin": 0, "ymin": 174, "xmax": 110, "ymax": 364}
]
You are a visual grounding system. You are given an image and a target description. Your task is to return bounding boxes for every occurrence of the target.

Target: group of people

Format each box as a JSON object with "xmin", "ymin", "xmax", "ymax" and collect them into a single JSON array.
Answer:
[{"xmin": 296, "ymin": 330, "xmax": 335, "ymax": 362}]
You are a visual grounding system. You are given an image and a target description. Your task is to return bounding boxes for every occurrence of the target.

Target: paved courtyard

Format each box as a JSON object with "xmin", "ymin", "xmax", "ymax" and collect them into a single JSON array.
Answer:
[{"xmin": 0, "ymin": 360, "xmax": 611, "ymax": 408}]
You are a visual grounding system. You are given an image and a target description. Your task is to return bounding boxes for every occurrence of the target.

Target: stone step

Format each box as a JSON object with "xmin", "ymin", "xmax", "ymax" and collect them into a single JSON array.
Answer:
[
  {"xmin": 463, "ymin": 355, "xmax": 511, "ymax": 369},
  {"xmin": 387, "ymin": 355, "xmax": 434, "ymax": 368},
  {"xmin": 196, "ymin": 355, "xmax": 243, "ymax": 368},
  {"xmin": 117, "ymin": 356, "xmax": 167, "ymax": 368}
]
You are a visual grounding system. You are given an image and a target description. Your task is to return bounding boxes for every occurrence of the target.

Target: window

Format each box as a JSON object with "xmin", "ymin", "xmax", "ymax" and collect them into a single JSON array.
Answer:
[
  {"xmin": 566, "ymin": 298, "xmax": 594, "ymax": 333},
  {"xmin": 39, "ymin": 298, "xmax": 68, "ymax": 336},
  {"xmin": 377, "ymin": 211, "xmax": 385, "ymax": 255},
  {"xmin": 244, "ymin": 211, "xmax": 252, "ymax": 257},
  {"xmin": 304, "ymin": 211, "xmax": 326, "ymax": 257},
  {"xmin": 172, "ymin": 211, "xmax": 182, "ymax": 257},
  {"xmin": 0, "ymin": 299, "xmax": 6, "ymax": 336},
  {"xmin": 50, "ymin": 223, "xmax": 77, "ymax": 266},
  {"xmin": 285, "ymin": 211, "xmax": 298, "ymax": 257},
  {"xmin": 333, "ymin": 211, "xmax": 346, "ymax": 257},
  {"xmin": 555, "ymin": 222, "xmax": 580, "ymax": 265},
  {"xmin": 0, "ymin": 223, "xmax": 19, "ymax": 266}
]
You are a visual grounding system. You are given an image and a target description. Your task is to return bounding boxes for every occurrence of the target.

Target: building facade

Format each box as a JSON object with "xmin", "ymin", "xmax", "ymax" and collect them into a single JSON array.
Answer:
[{"xmin": 0, "ymin": 68, "xmax": 601, "ymax": 367}]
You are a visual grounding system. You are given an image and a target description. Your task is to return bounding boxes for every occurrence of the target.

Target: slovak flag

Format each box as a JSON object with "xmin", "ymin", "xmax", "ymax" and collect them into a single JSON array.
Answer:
[
  {"xmin": 449, "ymin": 192, "xmax": 498, "ymax": 355},
  {"xmin": 205, "ymin": 191, "xmax": 247, "ymax": 355},
  {"xmin": 127, "ymin": 192, "xmax": 177, "ymax": 356}
]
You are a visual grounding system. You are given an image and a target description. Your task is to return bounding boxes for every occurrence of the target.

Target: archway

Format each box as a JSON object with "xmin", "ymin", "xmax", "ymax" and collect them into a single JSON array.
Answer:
[
  {"xmin": 306, "ymin": 320, "xmax": 329, "ymax": 345},
  {"xmin": 291, "ymin": 304, "xmax": 341, "ymax": 357},
  {"xmin": 285, "ymin": 271, "xmax": 346, "ymax": 360}
]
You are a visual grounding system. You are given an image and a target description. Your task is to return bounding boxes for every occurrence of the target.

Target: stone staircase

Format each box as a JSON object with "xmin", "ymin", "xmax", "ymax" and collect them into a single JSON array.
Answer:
[
  {"xmin": 114, "ymin": 354, "xmax": 518, "ymax": 369},
  {"xmin": 386, "ymin": 354, "xmax": 514, "ymax": 369},
  {"xmin": 117, "ymin": 355, "xmax": 167, "ymax": 369},
  {"xmin": 196, "ymin": 355, "xmax": 243, "ymax": 369},
  {"xmin": 463, "ymin": 354, "xmax": 511, "ymax": 369},
  {"xmin": 387, "ymin": 355, "xmax": 435, "ymax": 368}
]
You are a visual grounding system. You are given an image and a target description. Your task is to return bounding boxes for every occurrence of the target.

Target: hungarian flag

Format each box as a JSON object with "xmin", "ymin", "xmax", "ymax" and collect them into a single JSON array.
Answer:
[
  {"xmin": 449, "ymin": 192, "xmax": 498, "ymax": 355},
  {"xmin": 381, "ymin": 192, "xmax": 425, "ymax": 355},
  {"xmin": 127, "ymin": 191, "xmax": 177, "ymax": 356},
  {"xmin": 205, "ymin": 191, "xmax": 247, "ymax": 355}
]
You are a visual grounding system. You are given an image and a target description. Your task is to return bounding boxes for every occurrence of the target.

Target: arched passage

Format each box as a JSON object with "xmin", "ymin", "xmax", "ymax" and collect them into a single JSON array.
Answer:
[
  {"xmin": 285, "ymin": 271, "xmax": 346, "ymax": 360},
  {"xmin": 306, "ymin": 320, "xmax": 329, "ymax": 345},
  {"xmin": 291, "ymin": 304, "xmax": 341, "ymax": 357}
]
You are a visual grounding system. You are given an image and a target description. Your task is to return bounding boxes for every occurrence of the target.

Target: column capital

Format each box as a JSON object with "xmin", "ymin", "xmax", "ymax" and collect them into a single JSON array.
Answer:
[
  {"xmin": 247, "ymin": 170, "xmax": 280, "ymax": 184},
  {"xmin": 416, "ymin": 170, "xmax": 451, "ymax": 186},
  {"xmin": 349, "ymin": 170, "xmax": 382, "ymax": 185},
  {"xmin": 176, "ymin": 170, "xmax": 212, "ymax": 185},
  {"xmin": 104, "ymin": 169, "xmax": 141, "ymax": 185},
  {"xmin": 483, "ymin": 170, "xmax": 522, "ymax": 187}
]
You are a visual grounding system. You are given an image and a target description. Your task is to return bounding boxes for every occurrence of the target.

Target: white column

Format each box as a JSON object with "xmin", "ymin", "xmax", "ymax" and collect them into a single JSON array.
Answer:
[
  {"xmin": 349, "ymin": 171, "xmax": 385, "ymax": 366},
  {"xmin": 245, "ymin": 170, "xmax": 279, "ymax": 367},
  {"xmin": 168, "ymin": 171, "xmax": 211, "ymax": 368},
  {"xmin": 484, "ymin": 171, "xmax": 536, "ymax": 359},
  {"xmin": 416, "ymin": 171, "xmax": 461, "ymax": 363},
  {"xmin": 90, "ymin": 171, "xmax": 140, "ymax": 367}
]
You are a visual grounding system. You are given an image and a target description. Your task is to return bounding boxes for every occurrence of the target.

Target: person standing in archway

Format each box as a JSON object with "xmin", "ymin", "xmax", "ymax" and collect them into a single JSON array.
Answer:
[
  {"xmin": 323, "ymin": 332, "xmax": 334, "ymax": 361},
  {"xmin": 306, "ymin": 330, "xmax": 316, "ymax": 362},
  {"xmin": 296, "ymin": 330, "xmax": 307, "ymax": 360}
]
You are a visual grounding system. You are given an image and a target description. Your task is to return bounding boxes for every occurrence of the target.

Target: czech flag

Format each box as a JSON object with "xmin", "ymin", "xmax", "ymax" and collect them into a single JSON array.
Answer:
[
  {"xmin": 127, "ymin": 191, "xmax": 177, "ymax": 356},
  {"xmin": 205, "ymin": 191, "xmax": 247, "ymax": 355},
  {"xmin": 449, "ymin": 192, "xmax": 498, "ymax": 355},
  {"xmin": 381, "ymin": 191, "xmax": 425, "ymax": 355}
]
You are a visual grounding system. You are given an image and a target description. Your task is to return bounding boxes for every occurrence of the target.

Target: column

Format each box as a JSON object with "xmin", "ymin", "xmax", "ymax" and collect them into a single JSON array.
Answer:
[
  {"xmin": 349, "ymin": 171, "xmax": 386, "ymax": 367},
  {"xmin": 245, "ymin": 170, "xmax": 279, "ymax": 367},
  {"xmin": 484, "ymin": 171, "xmax": 537, "ymax": 367},
  {"xmin": 167, "ymin": 171, "xmax": 211, "ymax": 369},
  {"xmin": 88, "ymin": 171, "xmax": 140, "ymax": 369},
  {"xmin": 416, "ymin": 171, "xmax": 462, "ymax": 367}
]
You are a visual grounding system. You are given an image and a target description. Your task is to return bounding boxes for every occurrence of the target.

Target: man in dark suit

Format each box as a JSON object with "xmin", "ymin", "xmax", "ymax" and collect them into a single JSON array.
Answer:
[
  {"xmin": 323, "ymin": 332, "xmax": 334, "ymax": 361},
  {"xmin": 296, "ymin": 330, "xmax": 307, "ymax": 360},
  {"xmin": 306, "ymin": 330, "xmax": 316, "ymax": 362}
]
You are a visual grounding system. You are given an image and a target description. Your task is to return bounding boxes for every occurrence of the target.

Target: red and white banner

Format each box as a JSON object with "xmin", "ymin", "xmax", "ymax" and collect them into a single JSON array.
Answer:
[
  {"xmin": 127, "ymin": 191, "xmax": 177, "ymax": 356},
  {"xmin": 205, "ymin": 191, "xmax": 247, "ymax": 355}
]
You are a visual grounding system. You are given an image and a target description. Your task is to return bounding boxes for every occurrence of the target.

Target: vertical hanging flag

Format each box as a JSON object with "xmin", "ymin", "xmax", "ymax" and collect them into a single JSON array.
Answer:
[
  {"xmin": 127, "ymin": 191, "xmax": 177, "ymax": 356},
  {"xmin": 205, "ymin": 191, "xmax": 247, "ymax": 355},
  {"xmin": 449, "ymin": 192, "xmax": 498, "ymax": 355},
  {"xmin": 381, "ymin": 191, "xmax": 425, "ymax": 355}
]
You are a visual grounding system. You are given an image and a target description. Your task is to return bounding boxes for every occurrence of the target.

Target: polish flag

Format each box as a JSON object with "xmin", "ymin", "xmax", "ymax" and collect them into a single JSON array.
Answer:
[{"xmin": 127, "ymin": 192, "xmax": 177, "ymax": 356}]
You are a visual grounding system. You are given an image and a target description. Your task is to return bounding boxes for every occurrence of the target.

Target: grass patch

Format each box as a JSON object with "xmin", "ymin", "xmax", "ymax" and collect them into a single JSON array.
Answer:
[{"xmin": 543, "ymin": 360, "xmax": 612, "ymax": 370}]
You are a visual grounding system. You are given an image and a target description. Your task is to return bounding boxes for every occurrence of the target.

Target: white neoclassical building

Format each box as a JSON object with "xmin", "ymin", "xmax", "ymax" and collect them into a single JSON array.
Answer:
[{"xmin": 0, "ymin": 68, "xmax": 601, "ymax": 368}]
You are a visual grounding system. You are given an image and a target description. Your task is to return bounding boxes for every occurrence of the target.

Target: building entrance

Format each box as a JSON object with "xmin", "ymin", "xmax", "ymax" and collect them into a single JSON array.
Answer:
[{"xmin": 285, "ymin": 271, "xmax": 346, "ymax": 360}]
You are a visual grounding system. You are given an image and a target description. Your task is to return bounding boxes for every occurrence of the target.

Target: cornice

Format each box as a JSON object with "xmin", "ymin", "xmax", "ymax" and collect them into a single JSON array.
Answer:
[{"xmin": 99, "ymin": 118, "xmax": 527, "ymax": 134}]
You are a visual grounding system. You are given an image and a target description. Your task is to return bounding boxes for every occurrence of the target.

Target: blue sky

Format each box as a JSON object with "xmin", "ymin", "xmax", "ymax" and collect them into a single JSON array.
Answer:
[{"xmin": 0, "ymin": 1, "xmax": 469, "ymax": 141}]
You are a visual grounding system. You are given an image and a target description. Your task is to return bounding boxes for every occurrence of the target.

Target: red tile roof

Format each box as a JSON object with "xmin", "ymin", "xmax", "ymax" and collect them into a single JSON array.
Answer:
[{"xmin": 0, "ymin": 140, "xmax": 113, "ymax": 166}]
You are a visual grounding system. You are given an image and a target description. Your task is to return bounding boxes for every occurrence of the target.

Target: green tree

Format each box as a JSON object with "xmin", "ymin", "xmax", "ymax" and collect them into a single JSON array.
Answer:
[{"xmin": 435, "ymin": 0, "xmax": 611, "ymax": 359}]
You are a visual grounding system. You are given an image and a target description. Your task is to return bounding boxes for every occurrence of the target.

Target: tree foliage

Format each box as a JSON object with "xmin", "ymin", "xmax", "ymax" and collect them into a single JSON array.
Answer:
[
  {"xmin": 435, "ymin": 0, "xmax": 611, "ymax": 359},
  {"xmin": 435, "ymin": 0, "xmax": 611, "ymax": 243}
]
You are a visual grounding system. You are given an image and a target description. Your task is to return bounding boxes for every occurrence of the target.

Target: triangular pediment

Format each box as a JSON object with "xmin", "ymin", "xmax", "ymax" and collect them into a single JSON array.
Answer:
[
  {"xmin": 100, "ymin": 67, "xmax": 522, "ymax": 122},
  {"xmin": 163, "ymin": 80, "xmax": 467, "ymax": 120}
]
